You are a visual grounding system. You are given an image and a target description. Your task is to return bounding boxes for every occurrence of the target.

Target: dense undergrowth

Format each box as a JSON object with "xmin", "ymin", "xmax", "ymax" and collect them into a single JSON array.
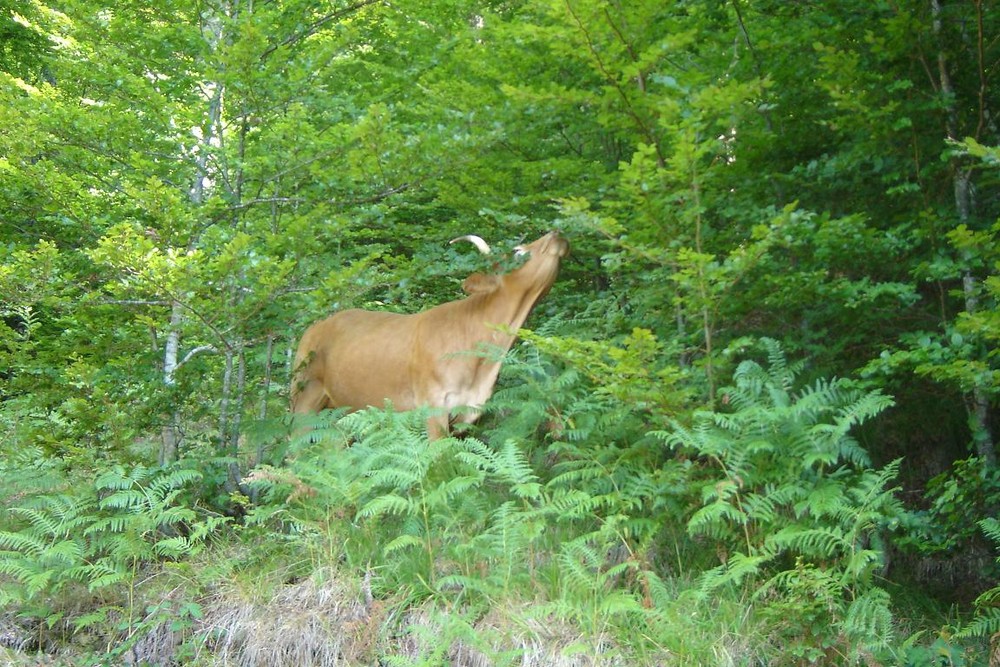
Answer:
[{"xmin": 0, "ymin": 341, "xmax": 993, "ymax": 665}]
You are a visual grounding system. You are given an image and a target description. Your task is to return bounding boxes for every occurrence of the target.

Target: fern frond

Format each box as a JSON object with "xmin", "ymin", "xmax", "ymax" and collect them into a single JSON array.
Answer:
[
  {"xmin": 844, "ymin": 587, "xmax": 894, "ymax": 650},
  {"xmin": 766, "ymin": 525, "xmax": 848, "ymax": 559},
  {"xmin": 147, "ymin": 468, "xmax": 202, "ymax": 500},
  {"xmin": 833, "ymin": 434, "xmax": 872, "ymax": 469},
  {"xmin": 980, "ymin": 517, "xmax": 1000, "ymax": 543},
  {"xmin": 688, "ymin": 500, "xmax": 748, "ymax": 538},
  {"xmin": 758, "ymin": 561, "xmax": 840, "ymax": 601},
  {"xmin": 153, "ymin": 536, "xmax": 193, "ymax": 558},
  {"xmin": 698, "ymin": 552, "xmax": 769, "ymax": 593},
  {"xmin": 495, "ymin": 439, "xmax": 540, "ymax": 488},
  {"xmin": 98, "ymin": 489, "xmax": 148, "ymax": 512},
  {"xmin": 842, "ymin": 548, "xmax": 882, "ymax": 581},
  {"xmin": 432, "ymin": 475, "xmax": 483, "ymax": 505},
  {"xmin": 546, "ymin": 488, "xmax": 604, "ymax": 518},
  {"xmin": 642, "ymin": 569, "xmax": 675, "ymax": 609},
  {"xmin": 78, "ymin": 560, "xmax": 128, "ymax": 591},
  {"xmin": 558, "ymin": 538, "xmax": 603, "ymax": 594},
  {"xmin": 42, "ymin": 538, "xmax": 85, "ymax": 565},
  {"xmin": 833, "ymin": 390, "xmax": 894, "ymax": 435},
  {"xmin": 546, "ymin": 464, "xmax": 611, "ymax": 493},
  {"xmin": 20, "ymin": 566, "xmax": 56, "ymax": 596},
  {"xmin": 105, "ymin": 532, "xmax": 150, "ymax": 562},
  {"xmin": 742, "ymin": 487, "xmax": 792, "ymax": 526},
  {"xmin": 84, "ymin": 516, "xmax": 129, "ymax": 535},
  {"xmin": 0, "ymin": 530, "xmax": 47, "ymax": 555},
  {"xmin": 11, "ymin": 505, "xmax": 63, "ymax": 537},
  {"xmin": 383, "ymin": 533, "xmax": 424, "ymax": 556},
  {"xmin": 94, "ymin": 465, "xmax": 142, "ymax": 492},
  {"xmin": 732, "ymin": 358, "xmax": 767, "ymax": 398},
  {"xmin": 794, "ymin": 474, "xmax": 848, "ymax": 519},
  {"xmin": 156, "ymin": 505, "xmax": 198, "ymax": 527},
  {"xmin": 598, "ymin": 590, "xmax": 646, "ymax": 618},
  {"xmin": 365, "ymin": 462, "xmax": 422, "ymax": 491},
  {"xmin": 956, "ymin": 607, "xmax": 1000, "ymax": 639},
  {"xmin": 357, "ymin": 493, "xmax": 414, "ymax": 519},
  {"xmin": 455, "ymin": 438, "xmax": 541, "ymax": 500},
  {"xmin": 760, "ymin": 337, "xmax": 794, "ymax": 390}
]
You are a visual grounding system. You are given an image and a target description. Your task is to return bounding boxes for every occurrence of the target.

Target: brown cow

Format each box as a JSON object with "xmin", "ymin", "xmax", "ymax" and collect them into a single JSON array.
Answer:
[{"xmin": 290, "ymin": 231, "xmax": 569, "ymax": 438}]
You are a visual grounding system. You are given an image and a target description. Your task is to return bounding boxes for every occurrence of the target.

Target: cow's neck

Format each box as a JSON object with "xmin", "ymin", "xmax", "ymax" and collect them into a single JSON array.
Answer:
[{"xmin": 480, "ymin": 281, "xmax": 547, "ymax": 339}]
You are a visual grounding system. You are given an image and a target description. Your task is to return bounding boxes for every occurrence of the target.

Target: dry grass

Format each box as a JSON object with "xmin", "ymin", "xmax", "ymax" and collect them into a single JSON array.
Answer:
[
  {"xmin": 189, "ymin": 568, "xmax": 672, "ymax": 666},
  {"xmin": 198, "ymin": 567, "xmax": 378, "ymax": 667},
  {"xmin": 0, "ymin": 612, "xmax": 34, "ymax": 653}
]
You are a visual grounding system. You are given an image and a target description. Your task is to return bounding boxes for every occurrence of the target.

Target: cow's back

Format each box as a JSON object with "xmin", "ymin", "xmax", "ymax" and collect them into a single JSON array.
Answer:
[{"xmin": 290, "ymin": 309, "xmax": 419, "ymax": 413}]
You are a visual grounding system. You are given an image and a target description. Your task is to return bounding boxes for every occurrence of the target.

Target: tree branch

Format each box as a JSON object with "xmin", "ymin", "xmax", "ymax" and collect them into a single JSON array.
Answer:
[
  {"xmin": 177, "ymin": 344, "xmax": 219, "ymax": 370},
  {"xmin": 259, "ymin": 0, "xmax": 384, "ymax": 61},
  {"xmin": 562, "ymin": 0, "xmax": 665, "ymax": 168}
]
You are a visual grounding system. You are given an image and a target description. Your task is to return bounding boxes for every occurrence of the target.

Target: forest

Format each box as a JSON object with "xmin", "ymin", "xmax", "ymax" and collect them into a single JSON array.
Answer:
[{"xmin": 2, "ymin": 0, "xmax": 1000, "ymax": 664}]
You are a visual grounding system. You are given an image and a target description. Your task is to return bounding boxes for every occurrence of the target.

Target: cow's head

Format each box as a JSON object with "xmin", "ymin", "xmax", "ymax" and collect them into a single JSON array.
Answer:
[
  {"xmin": 510, "ymin": 231, "xmax": 570, "ymax": 296},
  {"xmin": 453, "ymin": 231, "xmax": 569, "ymax": 298}
]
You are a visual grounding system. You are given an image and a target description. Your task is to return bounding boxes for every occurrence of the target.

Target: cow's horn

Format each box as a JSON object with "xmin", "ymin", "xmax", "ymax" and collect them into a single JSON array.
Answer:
[{"xmin": 450, "ymin": 234, "xmax": 492, "ymax": 255}]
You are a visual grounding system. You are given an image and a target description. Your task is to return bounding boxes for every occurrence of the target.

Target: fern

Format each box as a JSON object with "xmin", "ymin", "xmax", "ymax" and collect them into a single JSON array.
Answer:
[
  {"xmin": 956, "ymin": 517, "xmax": 1000, "ymax": 640},
  {"xmin": 980, "ymin": 516, "xmax": 1000, "ymax": 543},
  {"xmin": 0, "ymin": 529, "xmax": 49, "ymax": 555},
  {"xmin": 957, "ymin": 607, "xmax": 1000, "ymax": 641},
  {"xmin": 358, "ymin": 493, "xmax": 417, "ymax": 519},
  {"xmin": 0, "ymin": 464, "xmax": 225, "ymax": 607},
  {"xmin": 286, "ymin": 408, "xmax": 550, "ymax": 597},
  {"xmin": 456, "ymin": 437, "xmax": 542, "ymax": 500},
  {"xmin": 845, "ymin": 587, "xmax": 894, "ymax": 651},
  {"xmin": 687, "ymin": 498, "xmax": 749, "ymax": 539},
  {"xmin": 765, "ymin": 525, "xmax": 848, "ymax": 559},
  {"xmin": 654, "ymin": 339, "xmax": 902, "ymax": 658},
  {"xmin": 694, "ymin": 552, "xmax": 770, "ymax": 597}
]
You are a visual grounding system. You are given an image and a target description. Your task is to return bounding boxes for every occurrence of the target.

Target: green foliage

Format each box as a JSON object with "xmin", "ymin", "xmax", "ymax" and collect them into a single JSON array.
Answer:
[
  {"xmin": 238, "ymin": 337, "xmax": 926, "ymax": 663},
  {"xmin": 899, "ymin": 458, "xmax": 1000, "ymax": 559},
  {"xmin": 0, "ymin": 465, "xmax": 227, "ymax": 607},
  {"xmin": 256, "ymin": 408, "xmax": 549, "ymax": 604},
  {"xmin": 898, "ymin": 635, "xmax": 971, "ymax": 667},
  {"xmin": 957, "ymin": 517, "xmax": 1000, "ymax": 643},
  {"xmin": 866, "ymin": 219, "xmax": 1000, "ymax": 400},
  {"xmin": 655, "ymin": 339, "xmax": 903, "ymax": 660},
  {"xmin": 518, "ymin": 325, "xmax": 689, "ymax": 414}
]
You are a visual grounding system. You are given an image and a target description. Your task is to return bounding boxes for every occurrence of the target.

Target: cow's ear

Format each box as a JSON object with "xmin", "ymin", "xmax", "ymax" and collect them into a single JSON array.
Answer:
[{"xmin": 462, "ymin": 273, "xmax": 501, "ymax": 295}]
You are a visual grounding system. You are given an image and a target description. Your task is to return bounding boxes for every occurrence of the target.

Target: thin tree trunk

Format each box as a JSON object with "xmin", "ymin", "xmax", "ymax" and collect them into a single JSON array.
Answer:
[
  {"xmin": 689, "ymin": 146, "xmax": 715, "ymax": 403},
  {"xmin": 932, "ymin": 0, "xmax": 995, "ymax": 466},
  {"xmin": 955, "ymin": 169, "xmax": 995, "ymax": 466},
  {"xmin": 230, "ymin": 347, "xmax": 248, "ymax": 491},
  {"xmin": 230, "ymin": 345, "xmax": 247, "ymax": 452},
  {"xmin": 219, "ymin": 346, "xmax": 233, "ymax": 452},
  {"xmin": 217, "ymin": 342, "xmax": 245, "ymax": 494},
  {"xmin": 159, "ymin": 300, "xmax": 183, "ymax": 465},
  {"xmin": 256, "ymin": 334, "xmax": 274, "ymax": 466}
]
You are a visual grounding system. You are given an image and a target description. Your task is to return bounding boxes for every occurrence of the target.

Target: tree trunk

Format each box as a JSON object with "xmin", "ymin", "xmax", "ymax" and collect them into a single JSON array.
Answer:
[
  {"xmin": 217, "ymin": 344, "xmax": 244, "ymax": 493},
  {"xmin": 932, "ymin": 0, "xmax": 996, "ymax": 467},
  {"xmin": 159, "ymin": 300, "xmax": 183, "ymax": 465},
  {"xmin": 255, "ymin": 334, "xmax": 275, "ymax": 466}
]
